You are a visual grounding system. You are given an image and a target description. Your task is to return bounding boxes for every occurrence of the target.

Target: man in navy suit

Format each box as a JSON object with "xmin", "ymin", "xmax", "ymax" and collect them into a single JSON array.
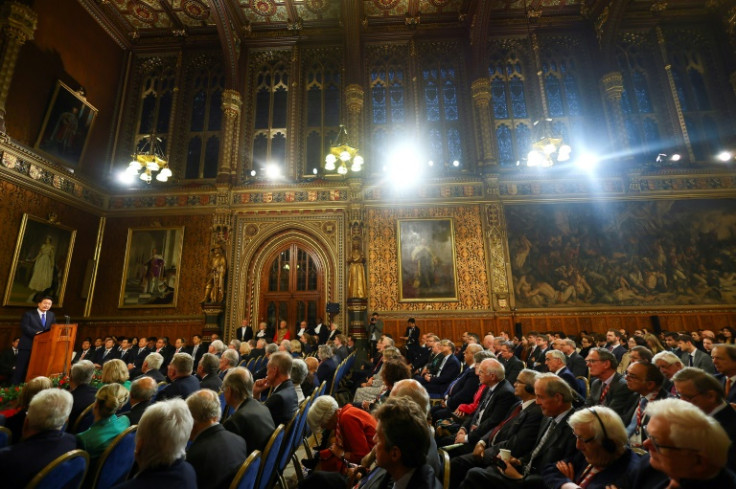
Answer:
[
  {"xmin": 544, "ymin": 349, "xmax": 586, "ymax": 399},
  {"xmin": 253, "ymin": 351, "xmax": 298, "ymax": 427},
  {"xmin": 606, "ymin": 329, "xmax": 627, "ymax": 363},
  {"xmin": 157, "ymin": 353, "xmax": 200, "ymax": 401},
  {"xmin": 222, "ymin": 367, "xmax": 275, "ymax": 452},
  {"xmin": 712, "ymin": 344, "xmax": 736, "ymax": 404},
  {"xmin": 12, "ymin": 294, "xmax": 55, "ymax": 385},
  {"xmin": 419, "ymin": 339, "xmax": 461, "ymax": 396},
  {"xmin": 498, "ymin": 341, "xmax": 525, "ymax": 384},
  {"xmin": 0, "ymin": 388, "xmax": 77, "ymax": 488}
]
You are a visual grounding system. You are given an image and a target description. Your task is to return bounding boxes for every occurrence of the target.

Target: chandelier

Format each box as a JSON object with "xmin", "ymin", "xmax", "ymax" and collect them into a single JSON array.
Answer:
[
  {"xmin": 324, "ymin": 125, "xmax": 363, "ymax": 175},
  {"xmin": 527, "ymin": 119, "xmax": 572, "ymax": 167},
  {"xmin": 124, "ymin": 134, "xmax": 172, "ymax": 183}
]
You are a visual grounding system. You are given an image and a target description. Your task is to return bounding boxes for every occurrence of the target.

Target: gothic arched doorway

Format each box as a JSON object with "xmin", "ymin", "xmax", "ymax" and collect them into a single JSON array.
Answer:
[{"xmin": 259, "ymin": 242, "xmax": 324, "ymax": 337}]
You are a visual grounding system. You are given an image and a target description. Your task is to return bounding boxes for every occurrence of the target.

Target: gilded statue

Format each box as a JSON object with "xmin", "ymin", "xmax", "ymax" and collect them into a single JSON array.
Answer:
[{"xmin": 203, "ymin": 245, "xmax": 227, "ymax": 303}]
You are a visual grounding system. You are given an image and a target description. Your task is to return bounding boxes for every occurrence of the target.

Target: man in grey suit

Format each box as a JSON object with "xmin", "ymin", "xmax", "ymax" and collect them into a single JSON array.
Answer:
[
  {"xmin": 367, "ymin": 312, "xmax": 384, "ymax": 358},
  {"xmin": 187, "ymin": 389, "xmax": 248, "ymax": 489},
  {"xmin": 678, "ymin": 334, "xmax": 715, "ymax": 373},
  {"xmin": 222, "ymin": 367, "xmax": 275, "ymax": 452}
]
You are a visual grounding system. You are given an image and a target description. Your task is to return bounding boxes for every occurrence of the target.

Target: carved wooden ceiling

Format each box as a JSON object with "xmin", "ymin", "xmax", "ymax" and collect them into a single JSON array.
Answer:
[{"xmin": 78, "ymin": 0, "xmax": 722, "ymax": 50}]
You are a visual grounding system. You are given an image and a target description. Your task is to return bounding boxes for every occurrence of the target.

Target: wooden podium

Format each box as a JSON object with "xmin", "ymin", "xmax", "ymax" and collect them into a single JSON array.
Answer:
[{"xmin": 26, "ymin": 323, "xmax": 77, "ymax": 381}]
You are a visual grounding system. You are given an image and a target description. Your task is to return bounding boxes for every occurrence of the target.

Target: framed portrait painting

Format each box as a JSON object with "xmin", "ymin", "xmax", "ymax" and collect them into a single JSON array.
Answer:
[
  {"xmin": 397, "ymin": 218, "xmax": 458, "ymax": 301},
  {"xmin": 119, "ymin": 227, "xmax": 184, "ymax": 308},
  {"xmin": 3, "ymin": 214, "xmax": 77, "ymax": 307},
  {"xmin": 35, "ymin": 80, "xmax": 98, "ymax": 168}
]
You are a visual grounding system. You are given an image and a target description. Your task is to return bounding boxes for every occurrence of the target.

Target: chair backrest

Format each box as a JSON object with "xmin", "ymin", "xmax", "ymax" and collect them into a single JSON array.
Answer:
[
  {"xmin": 275, "ymin": 411, "xmax": 299, "ymax": 476},
  {"xmin": 27, "ymin": 449, "xmax": 90, "ymax": 489},
  {"xmin": 229, "ymin": 450, "xmax": 261, "ymax": 489},
  {"xmin": 90, "ymin": 425, "xmax": 138, "ymax": 489},
  {"xmin": 219, "ymin": 390, "xmax": 233, "ymax": 419},
  {"xmin": 316, "ymin": 380, "xmax": 327, "ymax": 397},
  {"xmin": 438, "ymin": 448, "xmax": 451, "ymax": 489},
  {"xmin": 255, "ymin": 424, "xmax": 285, "ymax": 489},
  {"xmin": 0, "ymin": 425, "xmax": 11, "ymax": 449},
  {"xmin": 72, "ymin": 402, "xmax": 96, "ymax": 434},
  {"xmin": 576, "ymin": 376, "xmax": 590, "ymax": 398}
]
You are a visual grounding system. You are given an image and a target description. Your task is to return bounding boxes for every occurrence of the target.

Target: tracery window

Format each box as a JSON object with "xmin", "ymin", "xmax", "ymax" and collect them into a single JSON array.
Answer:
[
  {"xmin": 251, "ymin": 53, "xmax": 290, "ymax": 170},
  {"xmin": 488, "ymin": 49, "xmax": 532, "ymax": 167},
  {"xmin": 539, "ymin": 53, "xmax": 584, "ymax": 148},
  {"xmin": 184, "ymin": 63, "xmax": 224, "ymax": 179},
  {"xmin": 303, "ymin": 51, "xmax": 342, "ymax": 176},
  {"xmin": 135, "ymin": 61, "xmax": 176, "ymax": 161}
]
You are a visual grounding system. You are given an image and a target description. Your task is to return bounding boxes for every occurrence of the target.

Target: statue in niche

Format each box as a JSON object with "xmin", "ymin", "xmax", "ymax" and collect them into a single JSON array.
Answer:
[
  {"xmin": 348, "ymin": 247, "xmax": 367, "ymax": 299},
  {"xmin": 202, "ymin": 244, "xmax": 227, "ymax": 304}
]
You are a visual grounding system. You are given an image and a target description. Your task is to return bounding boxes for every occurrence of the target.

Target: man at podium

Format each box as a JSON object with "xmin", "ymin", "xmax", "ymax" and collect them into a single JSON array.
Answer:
[{"xmin": 12, "ymin": 294, "xmax": 55, "ymax": 385}]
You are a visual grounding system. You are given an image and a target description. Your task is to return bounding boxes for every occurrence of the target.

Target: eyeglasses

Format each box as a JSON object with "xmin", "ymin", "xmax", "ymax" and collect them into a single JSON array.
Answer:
[
  {"xmin": 573, "ymin": 433, "xmax": 595, "ymax": 444},
  {"xmin": 643, "ymin": 427, "xmax": 696, "ymax": 453},
  {"xmin": 585, "ymin": 359, "xmax": 603, "ymax": 364}
]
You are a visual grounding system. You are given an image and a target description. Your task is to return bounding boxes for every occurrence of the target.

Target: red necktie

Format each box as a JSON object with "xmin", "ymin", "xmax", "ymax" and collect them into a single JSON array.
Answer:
[
  {"xmin": 599, "ymin": 382, "xmax": 610, "ymax": 404},
  {"xmin": 577, "ymin": 464, "xmax": 600, "ymax": 488},
  {"xmin": 727, "ymin": 378, "xmax": 732, "ymax": 396}
]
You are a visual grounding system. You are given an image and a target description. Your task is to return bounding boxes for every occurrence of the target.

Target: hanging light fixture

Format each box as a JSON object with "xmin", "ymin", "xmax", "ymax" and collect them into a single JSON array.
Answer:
[
  {"xmin": 123, "ymin": 134, "xmax": 172, "ymax": 184},
  {"xmin": 522, "ymin": 1, "xmax": 572, "ymax": 168},
  {"xmin": 324, "ymin": 124, "xmax": 363, "ymax": 175}
]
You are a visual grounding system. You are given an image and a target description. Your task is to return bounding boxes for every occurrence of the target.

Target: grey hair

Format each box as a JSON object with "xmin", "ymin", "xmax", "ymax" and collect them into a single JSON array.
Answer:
[
  {"xmin": 187, "ymin": 389, "xmax": 222, "ymax": 423},
  {"xmin": 517, "ymin": 368, "xmax": 539, "ymax": 392},
  {"xmin": 221, "ymin": 349, "xmax": 239, "ymax": 368},
  {"xmin": 229, "ymin": 339, "xmax": 241, "ymax": 351},
  {"xmin": 71, "ymin": 360, "xmax": 95, "ymax": 384},
  {"xmin": 291, "ymin": 358, "xmax": 308, "ymax": 385},
  {"xmin": 136, "ymin": 398, "xmax": 193, "ymax": 470},
  {"xmin": 568, "ymin": 406, "xmax": 627, "ymax": 457},
  {"xmin": 672, "ymin": 367, "xmax": 725, "ymax": 400},
  {"xmin": 713, "ymin": 343, "xmax": 736, "ymax": 360},
  {"xmin": 270, "ymin": 351, "xmax": 293, "ymax": 377},
  {"xmin": 545, "ymin": 349, "xmax": 567, "ymax": 365},
  {"xmin": 307, "ymin": 395, "xmax": 339, "ymax": 432},
  {"xmin": 382, "ymin": 336, "xmax": 395, "ymax": 348},
  {"xmin": 318, "ymin": 344, "xmax": 334, "ymax": 359},
  {"xmin": 26, "ymin": 388, "xmax": 73, "ymax": 431},
  {"xmin": 210, "ymin": 340, "xmax": 226, "ymax": 353},
  {"xmin": 222, "ymin": 367, "xmax": 254, "ymax": 400},
  {"xmin": 465, "ymin": 344, "xmax": 483, "ymax": 357},
  {"xmin": 652, "ymin": 350, "xmax": 684, "ymax": 367},
  {"xmin": 481, "ymin": 358, "xmax": 506, "ymax": 381},
  {"xmin": 144, "ymin": 352, "xmax": 164, "ymax": 370},
  {"xmin": 130, "ymin": 376, "xmax": 158, "ymax": 402},
  {"xmin": 536, "ymin": 372, "xmax": 574, "ymax": 403},
  {"xmin": 199, "ymin": 353, "xmax": 220, "ymax": 375},
  {"xmin": 474, "ymin": 350, "xmax": 497, "ymax": 363},
  {"xmin": 382, "ymin": 346, "xmax": 401, "ymax": 360},
  {"xmin": 170, "ymin": 353, "xmax": 194, "ymax": 375},
  {"xmin": 563, "ymin": 338, "xmax": 577, "ymax": 349},
  {"xmin": 646, "ymin": 398, "xmax": 731, "ymax": 468},
  {"xmin": 280, "ymin": 340, "xmax": 292, "ymax": 352},
  {"xmin": 265, "ymin": 343, "xmax": 279, "ymax": 355}
]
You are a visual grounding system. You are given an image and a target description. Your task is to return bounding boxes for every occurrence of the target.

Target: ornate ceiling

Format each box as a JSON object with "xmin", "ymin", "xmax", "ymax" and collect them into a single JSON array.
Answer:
[{"xmin": 78, "ymin": 0, "xmax": 722, "ymax": 50}]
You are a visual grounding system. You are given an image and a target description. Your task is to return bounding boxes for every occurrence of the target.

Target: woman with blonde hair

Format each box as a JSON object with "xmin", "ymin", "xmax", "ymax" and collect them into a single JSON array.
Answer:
[
  {"xmin": 76, "ymin": 383, "xmax": 130, "ymax": 460},
  {"xmin": 101, "ymin": 358, "xmax": 131, "ymax": 389},
  {"xmin": 644, "ymin": 333, "xmax": 665, "ymax": 354},
  {"xmin": 238, "ymin": 340, "xmax": 252, "ymax": 359}
]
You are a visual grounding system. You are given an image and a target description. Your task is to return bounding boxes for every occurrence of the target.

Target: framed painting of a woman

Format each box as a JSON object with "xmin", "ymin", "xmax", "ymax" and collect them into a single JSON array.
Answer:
[{"xmin": 3, "ymin": 214, "xmax": 77, "ymax": 306}]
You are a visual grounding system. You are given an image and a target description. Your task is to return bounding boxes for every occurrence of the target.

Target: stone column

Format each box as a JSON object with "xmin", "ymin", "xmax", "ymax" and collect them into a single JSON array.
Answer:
[
  {"xmin": 471, "ymin": 78, "xmax": 497, "ymax": 169},
  {"xmin": 219, "ymin": 89, "xmax": 241, "ymax": 183},
  {"xmin": 347, "ymin": 182, "xmax": 369, "ymax": 363},
  {"xmin": 0, "ymin": 2, "xmax": 37, "ymax": 133},
  {"xmin": 344, "ymin": 84, "xmax": 364, "ymax": 151},
  {"xmin": 600, "ymin": 71, "xmax": 628, "ymax": 153}
]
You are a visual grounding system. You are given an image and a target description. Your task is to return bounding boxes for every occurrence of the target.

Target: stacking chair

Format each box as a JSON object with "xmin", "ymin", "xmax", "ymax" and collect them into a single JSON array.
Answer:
[
  {"xmin": 0, "ymin": 425, "xmax": 11, "ymax": 448},
  {"xmin": 438, "ymin": 448, "xmax": 451, "ymax": 489},
  {"xmin": 275, "ymin": 399, "xmax": 311, "ymax": 488},
  {"xmin": 72, "ymin": 402, "xmax": 96, "ymax": 434},
  {"xmin": 27, "ymin": 449, "xmax": 89, "ymax": 489},
  {"xmin": 89, "ymin": 425, "xmax": 137, "ymax": 489},
  {"xmin": 228, "ymin": 450, "xmax": 261, "ymax": 489},
  {"xmin": 254, "ymin": 424, "xmax": 285, "ymax": 489},
  {"xmin": 576, "ymin": 376, "xmax": 590, "ymax": 398}
]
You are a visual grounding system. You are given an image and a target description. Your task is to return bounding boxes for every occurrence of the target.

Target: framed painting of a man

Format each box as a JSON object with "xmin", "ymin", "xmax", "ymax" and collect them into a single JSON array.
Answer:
[
  {"xmin": 397, "ymin": 219, "xmax": 458, "ymax": 301},
  {"xmin": 35, "ymin": 80, "xmax": 98, "ymax": 168},
  {"xmin": 3, "ymin": 214, "xmax": 76, "ymax": 307},
  {"xmin": 119, "ymin": 227, "xmax": 184, "ymax": 308}
]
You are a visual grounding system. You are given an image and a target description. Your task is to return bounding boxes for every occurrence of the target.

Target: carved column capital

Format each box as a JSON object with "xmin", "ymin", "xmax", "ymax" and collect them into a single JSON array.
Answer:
[
  {"xmin": 471, "ymin": 78, "xmax": 492, "ymax": 107},
  {"xmin": 345, "ymin": 84, "xmax": 364, "ymax": 114},
  {"xmin": 600, "ymin": 71, "xmax": 624, "ymax": 100},
  {"xmin": 471, "ymin": 78, "xmax": 497, "ymax": 168},
  {"xmin": 0, "ymin": 2, "xmax": 37, "ymax": 44},
  {"xmin": 219, "ymin": 89, "xmax": 242, "ymax": 182}
]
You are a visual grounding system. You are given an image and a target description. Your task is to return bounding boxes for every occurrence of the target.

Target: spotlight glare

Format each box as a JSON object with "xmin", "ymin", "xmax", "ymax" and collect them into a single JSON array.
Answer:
[
  {"xmin": 250, "ymin": 170, "xmax": 257, "ymax": 177},
  {"xmin": 385, "ymin": 145, "xmax": 424, "ymax": 186},
  {"xmin": 118, "ymin": 170, "xmax": 135, "ymax": 184},
  {"xmin": 670, "ymin": 153, "xmax": 681, "ymax": 162},
  {"xmin": 576, "ymin": 152, "xmax": 599, "ymax": 171},
  {"xmin": 312, "ymin": 168, "xmax": 318, "ymax": 175},
  {"xmin": 717, "ymin": 151, "xmax": 733, "ymax": 162},
  {"xmin": 264, "ymin": 163, "xmax": 281, "ymax": 180},
  {"xmin": 452, "ymin": 160, "xmax": 460, "ymax": 167}
]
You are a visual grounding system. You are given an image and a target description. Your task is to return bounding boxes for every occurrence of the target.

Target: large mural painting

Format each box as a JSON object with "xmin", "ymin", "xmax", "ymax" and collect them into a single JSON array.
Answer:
[{"xmin": 506, "ymin": 199, "xmax": 736, "ymax": 308}]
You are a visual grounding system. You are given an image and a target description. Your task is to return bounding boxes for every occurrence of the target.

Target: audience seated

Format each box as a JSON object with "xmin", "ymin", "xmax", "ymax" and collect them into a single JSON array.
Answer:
[
  {"xmin": 67, "ymin": 360, "xmax": 97, "ymax": 432},
  {"xmin": 585, "ymin": 348, "xmax": 638, "ymax": 425},
  {"xmin": 418, "ymin": 339, "xmax": 461, "ymax": 396},
  {"xmin": 0, "ymin": 388, "xmax": 77, "ymax": 488},
  {"xmin": 652, "ymin": 350, "xmax": 684, "ymax": 397},
  {"xmin": 291, "ymin": 358, "xmax": 309, "ymax": 403},
  {"xmin": 712, "ymin": 343, "xmax": 736, "ymax": 404},
  {"xmin": 113, "ymin": 398, "xmax": 197, "ymax": 488},
  {"xmin": 222, "ymin": 366, "xmax": 275, "ymax": 452},
  {"xmin": 497, "ymin": 341, "xmax": 525, "ymax": 384},
  {"xmin": 353, "ymin": 346, "xmax": 401, "ymax": 404},
  {"xmin": 126, "ymin": 376, "xmax": 157, "ymax": 425},
  {"xmin": 316, "ymin": 344, "xmax": 339, "ymax": 394},
  {"xmin": 430, "ymin": 347, "xmax": 489, "ymax": 422},
  {"xmin": 186, "ymin": 389, "xmax": 249, "ymax": 489},
  {"xmin": 253, "ymin": 351, "xmax": 299, "ymax": 427},
  {"xmin": 198, "ymin": 352, "xmax": 223, "ymax": 391},
  {"xmin": 76, "ymin": 383, "xmax": 130, "ymax": 460},
  {"xmin": 218, "ymin": 349, "xmax": 240, "ymax": 380},
  {"xmin": 624, "ymin": 361, "xmax": 669, "ymax": 448},
  {"xmin": 101, "ymin": 358, "xmax": 131, "ymax": 389},
  {"xmin": 136, "ymin": 352, "xmax": 166, "ymax": 383},
  {"xmin": 357, "ymin": 358, "xmax": 411, "ymax": 413},
  {"xmin": 5, "ymin": 375, "xmax": 52, "ymax": 443},
  {"xmin": 157, "ymin": 353, "xmax": 199, "ymax": 400}
]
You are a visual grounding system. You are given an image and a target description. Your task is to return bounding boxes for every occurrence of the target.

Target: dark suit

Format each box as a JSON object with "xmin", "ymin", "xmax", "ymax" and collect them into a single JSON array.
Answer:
[
  {"xmin": 0, "ymin": 347, "xmax": 17, "ymax": 385},
  {"xmin": 99, "ymin": 347, "xmax": 120, "ymax": 364},
  {"xmin": 265, "ymin": 379, "xmax": 299, "ymax": 427},
  {"xmin": 462, "ymin": 379, "xmax": 519, "ymax": 446},
  {"xmin": 125, "ymin": 400, "xmax": 152, "ymax": 425},
  {"xmin": 119, "ymin": 348, "xmax": 136, "ymax": 365},
  {"xmin": 360, "ymin": 464, "xmax": 442, "ymax": 489},
  {"xmin": 113, "ymin": 458, "xmax": 197, "ymax": 489},
  {"xmin": 680, "ymin": 348, "xmax": 716, "ymax": 373},
  {"xmin": 141, "ymin": 368, "xmax": 166, "ymax": 384},
  {"xmin": 587, "ymin": 372, "xmax": 638, "ymax": 425},
  {"xmin": 567, "ymin": 351, "xmax": 588, "ymax": 378},
  {"xmin": 334, "ymin": 345, "xmax": 349, "ymax": 363},
  {"xmin": 200, "ymin": 373, "xmax": 223, "ymax": 391},
  {"xmin": 716, "ymin": 374, "xmax": 736, "ymax": 405},
  {"xmin": 610, "ymin": 344, "xmax": 626, "ymax": 363},
  {"xmin": 235, "ymin": 326, "xmax": 253, "ymax": 343},
  {"xmin": 422, "ymin": 354, "xmax": 461, "ymax": 396},
  {"xmin": 67, "ymin": 383, "xmax": 97, "ymax": 432},
  {"xmin": 555, "ymin": 366, "xmax": 586, "ymax": 399},
  {"xmin": 312, "ymin": 324, "xmax": 329, "ymax": 345},
  {"xmin": 13, "ymin": 309, "xmax": 55, "ymax": 384},
  {"xmin": 713, "ymin": 403, "xmax": 736, "ymax": 470},
  {"xmin": 157, "ymin": 374, "xmax": 200, "ymax": 400},
  {"xmin": 500, "ymin": 355, "xmax": 524, "ymax": 384},
  {"xmin": 187, "ymin": 424, "xmax": 249, "ymax": 489},
  {"xmin": 223, "ymin": 397, "xmax": 275, "ymax": 452},
  {"xmin": 413, "ymin": 346, "xmax": 432, "ymax": 371},
  {"xmin": 190, "ymin": 343, "xmax": 206, "ymax": 368},
  {"xmin": 0, "ymin": 429, "xmax": 77, "ymax": 488},
  {"xmin": 317, "ymin": 357, "xmax": 339, "ymax": 393},
  {"xmin": 543, "ymin": 448, "xmax": 641, "ymax": 489},
  {"xmin": 72, "ymin": 348, "xmax": 92, "ymax": 364},
  {"xmin": 444, "ymin": 365, "xmax": 480, "ymax": 411}
]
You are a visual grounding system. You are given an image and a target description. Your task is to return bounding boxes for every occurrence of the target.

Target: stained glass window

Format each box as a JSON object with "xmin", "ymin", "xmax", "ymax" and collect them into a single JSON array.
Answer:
[
  {"xmin": 184, "ymin": 62, "xmax": 224, "ymax": 179},
  {"xmin": 303, "ymin": 53, "xmax": 342, "ymax": 175},
  {"xmin": 135, "ymin": 61, "xmax": 176, "ymax": 168},
  {"xmin": 420, "ymin": 54, "xmax": 462, "ymax": 169},
  {"xmin": 251, "ymin": 53, "xmax": 290, "ymax": 170}
]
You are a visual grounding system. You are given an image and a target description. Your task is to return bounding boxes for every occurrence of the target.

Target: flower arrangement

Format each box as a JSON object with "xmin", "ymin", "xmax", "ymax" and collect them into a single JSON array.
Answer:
[{"xmin": 0, "ymin": 369, "xmax": 103, "ymax": 410}]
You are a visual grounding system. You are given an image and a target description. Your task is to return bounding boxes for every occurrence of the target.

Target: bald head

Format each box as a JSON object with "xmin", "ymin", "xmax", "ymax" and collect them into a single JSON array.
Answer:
[{"xmin": 390, "ymin": 379, "xmax": 430, "ymax": 417}]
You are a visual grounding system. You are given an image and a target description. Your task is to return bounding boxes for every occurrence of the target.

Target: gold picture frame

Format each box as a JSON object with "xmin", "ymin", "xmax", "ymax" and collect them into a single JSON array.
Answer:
[
  {"xmin": 35, "ymin": 80, "xmax": 98, "ymax": 168},
  {"xmin": 118, "ymin": 227, "xmax": 184, "ymax": 308},
  {"xmin": 3, "ymin": 214, "xmax": 77, "ymax": 307},
  {"xmin": 397, "ymin": 218, "xmax": 458, "ymax": 302}
]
